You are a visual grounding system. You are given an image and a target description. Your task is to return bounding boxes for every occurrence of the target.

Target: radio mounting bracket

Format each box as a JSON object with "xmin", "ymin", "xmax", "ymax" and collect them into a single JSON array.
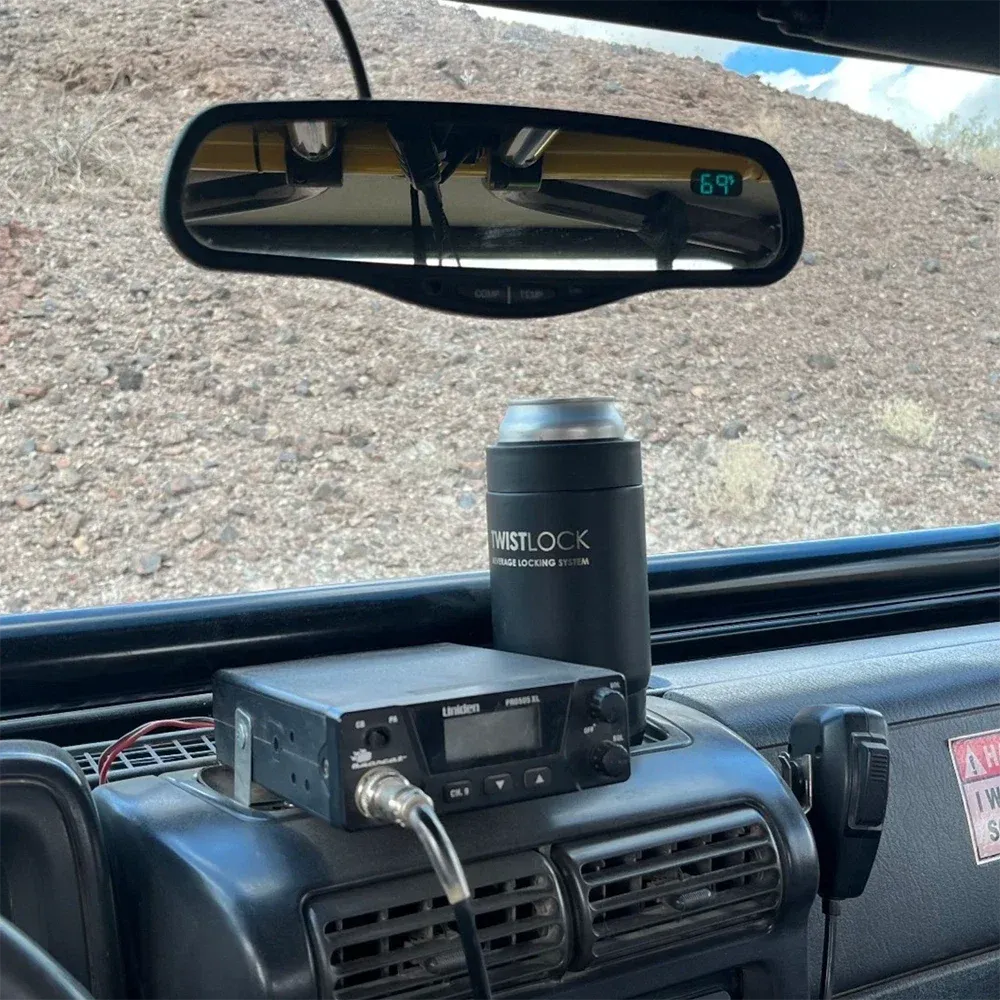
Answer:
[
  {"xmin": 233, "ymin": 707, "xmax": 253, "ymax": 808},
  {"xmin": 778, "ymin": 749, "xmax": 813, "ymax": 814}
]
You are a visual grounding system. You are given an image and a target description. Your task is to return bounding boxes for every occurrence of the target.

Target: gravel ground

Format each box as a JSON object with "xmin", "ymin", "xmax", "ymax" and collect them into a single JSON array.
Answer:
[{"xmin": 0, "ymin": 0, "xmax": 997, "ymax": 613}]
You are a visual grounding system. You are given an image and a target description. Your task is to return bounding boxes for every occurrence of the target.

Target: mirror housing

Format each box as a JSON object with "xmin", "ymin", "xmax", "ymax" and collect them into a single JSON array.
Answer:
[{"xmin": 162, "ymin": 100, "xmax": 804, "ymax": 318}]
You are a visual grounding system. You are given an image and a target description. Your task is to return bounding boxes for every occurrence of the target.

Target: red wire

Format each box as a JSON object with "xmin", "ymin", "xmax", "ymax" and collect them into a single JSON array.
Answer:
[{"xmin": 97, "ymin": 717, "xmax": 214, "ymax": 784}]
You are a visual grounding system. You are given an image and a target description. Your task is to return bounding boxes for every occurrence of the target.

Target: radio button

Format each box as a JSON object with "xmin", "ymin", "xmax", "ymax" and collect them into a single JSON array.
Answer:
[
  {"xmin": 443, "ymin": 781, "xmax": 472, "ymax": 803},
  {"xmin": 483, "ymin": 773, "xmax": 513, "ymax": 796},
  {"xmin": 523, "ymin": 766, "xmax": 552, "ymax": 790},
  {"xmin": 592, "ymin": 740, "xmax": 630, "ymax": 778},
  {"xmin": 364, "ymin": 727, "xmax": 391, "ymax": 750}
]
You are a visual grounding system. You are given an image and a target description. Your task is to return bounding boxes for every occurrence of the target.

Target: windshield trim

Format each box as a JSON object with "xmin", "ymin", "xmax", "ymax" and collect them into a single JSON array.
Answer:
[{"xmin": 1, "ymin": 524, "xmax": 996, "ymax": 721}]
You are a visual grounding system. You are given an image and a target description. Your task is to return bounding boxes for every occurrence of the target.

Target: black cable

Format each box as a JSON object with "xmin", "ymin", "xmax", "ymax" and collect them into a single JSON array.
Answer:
[
  {"xmin": 453, "ymin": 898, "xmax": 491, "ymax": 999},
  {"xmin": 410, "ymin": 187, "xmax": 427, "ymax": 266},
  {"xmin": 355, "ymin": 771, "xmax": 492, "ymax": 1000},
  {"xmin": 388, "ymin": 126, "xmax": 461, "ymax": 268},
  {"xmin": 820, "ymin": 897, "xmax": 840, "ymax": 999},
  {"xmin": 320, "ymin": 0, "xmax": 372, "ymax": 99},
  {"xmin": 421, "ymin": 182, "xmax": 460, "ymax": 267}
]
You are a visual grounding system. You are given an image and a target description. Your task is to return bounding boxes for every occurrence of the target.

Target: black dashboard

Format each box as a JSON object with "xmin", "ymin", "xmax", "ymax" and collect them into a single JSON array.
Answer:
[
  {"xmin": 660, "ymin": 624, "xmax": 1000, "ymax": 999},
  {"xmin": 92, "ymin": 695, "xmax": 816, "ymax": 999},
  {"xmin": 2, "ymin": 623, "xmax": 997, "ymax": 999}
]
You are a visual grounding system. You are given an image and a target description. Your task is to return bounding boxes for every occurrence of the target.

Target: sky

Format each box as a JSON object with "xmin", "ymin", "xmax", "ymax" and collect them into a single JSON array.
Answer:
[{"xmin": 451, "ymin": 3, "xmax": 998, "ymax": 141}]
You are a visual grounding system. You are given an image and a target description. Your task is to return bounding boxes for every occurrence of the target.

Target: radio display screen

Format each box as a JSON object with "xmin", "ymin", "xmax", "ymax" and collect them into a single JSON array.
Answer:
[{"xmin": 444, "ymin": 705, "xmax": 541, "ymax": 764}]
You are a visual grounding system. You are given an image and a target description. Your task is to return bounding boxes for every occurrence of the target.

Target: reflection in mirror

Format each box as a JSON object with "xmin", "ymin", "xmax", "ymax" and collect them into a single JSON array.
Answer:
[{"xmin": 183, "ymin": 118, "xmax": 784, "ymax": 272}]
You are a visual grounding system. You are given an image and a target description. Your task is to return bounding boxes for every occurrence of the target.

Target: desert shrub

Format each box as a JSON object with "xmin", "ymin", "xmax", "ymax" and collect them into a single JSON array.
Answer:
[
  {"xmin": 710, "ymin": 440, "xmax": 779, "ymax": 514},
  {"xmin": 1, "ymin": 95, "xmax": 137, "ymax": 199},
  {"xmin": 927, "ymin": 111, "xmax": 1000, "ymax": 172},
  {"xmin": 881, "ymin": 397, "xmax": 938, "ymax": 448}
]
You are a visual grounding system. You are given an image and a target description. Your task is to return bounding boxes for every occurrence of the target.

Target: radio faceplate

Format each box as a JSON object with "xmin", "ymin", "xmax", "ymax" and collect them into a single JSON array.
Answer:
[{"xmin": 213, "ymin": 643, "xmax": 630, "ymax": 829}]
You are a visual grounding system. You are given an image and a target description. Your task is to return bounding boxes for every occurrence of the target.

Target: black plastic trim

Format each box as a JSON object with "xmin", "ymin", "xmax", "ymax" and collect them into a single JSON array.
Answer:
[
  {"xmin": 0, "ymin": 917, "xmax": 93, "ymax": 1000},
  {"xmin": 476, "ymin": 2, "xmax": 1000, "ymax": 75},
  {"xmin": 161, "ymin": 100, "xmax": 804, "ymax": 318},
  {"xmin": 0, "ymin": 695, "xmax": 214, "ymax": 747},
  {"xmin": 0, "ymin": 742, "xmax": 123, "ymax": 998},
  {"xmin": 648, "ymin": 525, "xmax": 1000, "ymax": 660},
  {"xmin": 0, "ymin": 572, "xmax": 491, "ymax": 719},
  {"xmin": 1, "ymin": 525, "xmax": 996, "ymax": 722}
]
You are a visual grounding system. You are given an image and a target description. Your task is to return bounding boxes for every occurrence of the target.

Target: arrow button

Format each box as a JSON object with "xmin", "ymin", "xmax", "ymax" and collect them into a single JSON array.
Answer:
[
  {"xmin": 523, "ymin": 766, "xmax": 552, "ymax": 791},
  {"xmin": 484, "ymin": 773, "xmax": 513, "ymax": 796}
]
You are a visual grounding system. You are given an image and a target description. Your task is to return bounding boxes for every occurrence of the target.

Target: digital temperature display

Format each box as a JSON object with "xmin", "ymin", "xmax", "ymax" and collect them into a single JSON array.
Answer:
[{"xmin": 690, "ymin": 169, "xmax": 743, "ymax": 197}]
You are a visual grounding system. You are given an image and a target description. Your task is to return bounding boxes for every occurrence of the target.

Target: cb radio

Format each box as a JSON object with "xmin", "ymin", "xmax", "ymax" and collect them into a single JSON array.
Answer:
[{"xmin": 213, "ymin": 643, "xmax": 631, "ymax": 830}]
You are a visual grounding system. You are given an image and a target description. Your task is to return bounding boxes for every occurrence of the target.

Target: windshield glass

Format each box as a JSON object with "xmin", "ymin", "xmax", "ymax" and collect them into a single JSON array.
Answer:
[{"xmin": 1, "ymin": 0, "xmax": 997, "ymax": 612}]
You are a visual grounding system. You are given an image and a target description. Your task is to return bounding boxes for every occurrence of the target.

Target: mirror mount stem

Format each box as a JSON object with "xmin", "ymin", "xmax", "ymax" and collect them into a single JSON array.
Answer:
[{"xmin": 321, "ymin": 1, "xmax": 372, "ymax": 100}]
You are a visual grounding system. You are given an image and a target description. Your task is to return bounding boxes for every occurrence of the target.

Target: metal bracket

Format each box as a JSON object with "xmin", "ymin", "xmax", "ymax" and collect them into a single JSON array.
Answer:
[
  {"xmin": 233, "ymin": 707, "xmax": 253, "ymax": 808},
  {"xmin": 778, "ymin": 749, "xmax": 813, "ymax": 814}
]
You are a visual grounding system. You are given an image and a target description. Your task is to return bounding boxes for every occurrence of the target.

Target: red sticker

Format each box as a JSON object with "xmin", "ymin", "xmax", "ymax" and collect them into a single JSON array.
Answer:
[{"xmin": 948, "ymin": 728, "xmax": 1000, "ymax": 865}]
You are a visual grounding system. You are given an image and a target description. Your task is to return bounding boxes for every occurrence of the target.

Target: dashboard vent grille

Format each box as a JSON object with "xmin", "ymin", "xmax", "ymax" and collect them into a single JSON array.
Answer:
[
  {"xmin": 555, "ymin": 807, "xmax": 781, "ymax": 965},
  {"xmin": 66, "ymin": 729, "xmax": 217, "ymax": 785},
  {"xmin": 307, "ymin": 852, "xmax": 568, "ymax": 999}
]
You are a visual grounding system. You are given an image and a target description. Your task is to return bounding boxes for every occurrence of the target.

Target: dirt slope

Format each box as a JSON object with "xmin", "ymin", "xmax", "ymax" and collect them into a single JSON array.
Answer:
[{"xmin": 0, "ymin": 0, "xmax": 997, "ymax": 612}]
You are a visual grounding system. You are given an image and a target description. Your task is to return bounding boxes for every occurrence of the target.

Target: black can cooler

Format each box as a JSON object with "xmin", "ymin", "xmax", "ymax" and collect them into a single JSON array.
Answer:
[{"xmin": 486, "ymin": 398, "xmax": 651, "ymax": 742}]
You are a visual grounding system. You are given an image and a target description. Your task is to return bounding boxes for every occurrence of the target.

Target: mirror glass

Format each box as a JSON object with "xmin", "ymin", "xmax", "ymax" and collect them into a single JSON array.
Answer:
[{"xmin": 181, "ymin": 117, "xmax": 786, "ymax": 273}]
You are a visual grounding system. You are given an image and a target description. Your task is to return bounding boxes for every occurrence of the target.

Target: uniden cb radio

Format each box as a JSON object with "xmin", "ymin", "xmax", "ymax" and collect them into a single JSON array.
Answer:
[{"xmin": 213, "ymin": 643, "xmax": 631, "ymax": 830}]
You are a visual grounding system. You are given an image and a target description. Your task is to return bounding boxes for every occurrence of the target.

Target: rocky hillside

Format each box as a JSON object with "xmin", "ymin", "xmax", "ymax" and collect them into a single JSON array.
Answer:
[{"xmin": 0, "ymin": 0, "xmax": 997, "ymax": 613}]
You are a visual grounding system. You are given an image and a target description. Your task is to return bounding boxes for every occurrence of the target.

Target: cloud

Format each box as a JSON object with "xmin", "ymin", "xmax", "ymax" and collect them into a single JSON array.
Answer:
[
  {"xmin": 757, "ymin": 58, "xmax": 996, "ymax": 137},
  {"xmin": 444, "ymin": 2, "xmax": 743, "ymax": 62},
  {"xmin": 953, "ymin": 77, "xmax": 1000, "ymax": 123}
]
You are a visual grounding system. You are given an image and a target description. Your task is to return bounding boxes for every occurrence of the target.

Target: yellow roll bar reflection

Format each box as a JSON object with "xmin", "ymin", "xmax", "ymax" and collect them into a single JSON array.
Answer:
[{"xmin": 190, "ymin": 123, "xmax": 770, "ymax": 183}]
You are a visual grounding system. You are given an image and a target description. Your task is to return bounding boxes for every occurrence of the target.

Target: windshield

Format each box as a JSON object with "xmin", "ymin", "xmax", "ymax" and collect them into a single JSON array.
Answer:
[{"xmin": 0, "ymin": 0, "xmax": 996, "ymax": 613}]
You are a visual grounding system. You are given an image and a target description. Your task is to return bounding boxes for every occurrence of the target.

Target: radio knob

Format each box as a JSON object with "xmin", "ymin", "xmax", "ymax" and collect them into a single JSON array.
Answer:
[
  {"xmin": 589, "ymin": 687, "xmax": 627, "ymax": 725},
  {"xmin": 592, "ymin": 740, "xmax": 630, "ymax": 778},
  {"xmin": 364, "ymin": 727, "xmax": 391, "ymax": 750}
]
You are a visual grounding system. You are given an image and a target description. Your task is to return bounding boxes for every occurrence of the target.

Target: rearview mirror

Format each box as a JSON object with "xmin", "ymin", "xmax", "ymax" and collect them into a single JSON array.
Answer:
[{"xmin": 162, "ymin": 101, "xmax": 803, "ymax": 317}]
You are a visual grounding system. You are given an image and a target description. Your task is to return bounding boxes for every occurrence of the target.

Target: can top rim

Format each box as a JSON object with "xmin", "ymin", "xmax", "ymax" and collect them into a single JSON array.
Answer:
[{"xmin": 498, "ymin": 397, "xmax": 626, "ymax": 442}]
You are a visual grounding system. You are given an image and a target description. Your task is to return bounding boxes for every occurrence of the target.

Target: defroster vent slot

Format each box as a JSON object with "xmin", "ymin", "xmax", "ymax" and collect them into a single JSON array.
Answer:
[
  {"xmin": 554, "ymin": 807, "xmax": 782, "ymax": 967},
  {"xmin": 306, "ymin": 852, "xmax": 568, "ymax": 999},
  {"xmin": 66, "ymin": 729, "xmax": 216, "ymax": 785}
]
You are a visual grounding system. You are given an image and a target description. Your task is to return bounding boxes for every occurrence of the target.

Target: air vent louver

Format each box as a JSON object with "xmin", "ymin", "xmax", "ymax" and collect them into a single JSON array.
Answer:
[
  {"xmin": 67, "ymin": 729, "xmax": 216, "ymax": 785},
  {"xmin": 555, "ymin": 808, "xmax": 781, "ymax": 966},
  {"xmin": 307, "ymin": 852, "xmax": 568, "ymax": 999}
]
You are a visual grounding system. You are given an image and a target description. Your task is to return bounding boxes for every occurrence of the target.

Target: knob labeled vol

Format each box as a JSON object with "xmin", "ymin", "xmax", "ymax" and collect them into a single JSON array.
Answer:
[{"xmin": 589, "ymin": 686, "xmax": 627, "ymax": 725}]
